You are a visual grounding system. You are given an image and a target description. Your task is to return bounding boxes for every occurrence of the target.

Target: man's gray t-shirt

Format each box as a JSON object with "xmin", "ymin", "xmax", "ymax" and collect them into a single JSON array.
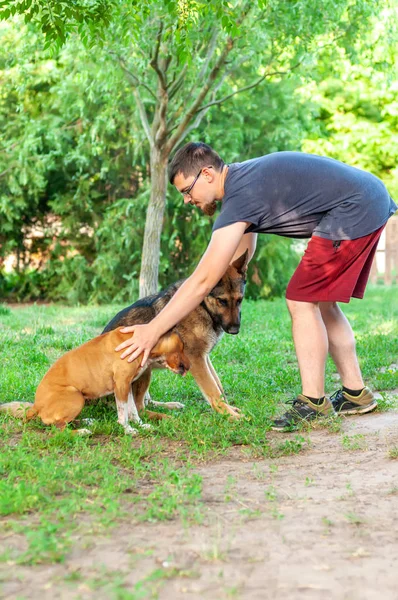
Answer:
[{"xmin": 212, "ymin": 152, "xmax": 397, "ymax": 240}]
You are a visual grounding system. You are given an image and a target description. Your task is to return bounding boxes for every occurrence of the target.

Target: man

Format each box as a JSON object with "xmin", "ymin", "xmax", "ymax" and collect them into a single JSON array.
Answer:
[{"xmin": 116, "ymin": 142, "xmax": 397, "ymax": 431}]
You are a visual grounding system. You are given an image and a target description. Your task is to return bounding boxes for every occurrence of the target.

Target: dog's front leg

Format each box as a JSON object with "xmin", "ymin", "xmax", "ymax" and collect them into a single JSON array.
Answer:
[
  {"xmin": 189, "ymin": 356, "xmax": 243, "ymax": 419},
  {"xmin": 115, "ymin": 396, "xmax": 138, "ymax": 435},
  {"xmin": 206, "ymin": 355, "xmax": 225, "ymax": 396},
  {"xmin": 131, "ymin": 371, "xmax": 170, "ymax": 421},
  {"xmin": 134, "ymin": 367, "xmax": 184, "ymax": 411},
  {"xmin": 127, "ymin": 390, "xmax": 152, "ymax": 430}
]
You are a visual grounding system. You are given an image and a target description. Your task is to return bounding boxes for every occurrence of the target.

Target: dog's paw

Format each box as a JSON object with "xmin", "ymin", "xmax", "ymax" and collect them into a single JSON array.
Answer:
[
  {"xmin": 140, "ymin": 423, "xmax": 153, "ymax": 431},
  {"xmin": 227, "ymin": 406, "xmax": 244, "ymax": 420},
  {"xmin": 150, "ymin": 401, "xmax": 185, "ymax": 410},
  {"xmin": 81, "ymin": 418, "xmax": 96, "ymax": 426},
  {"xmin": 165, "ymin": 401, "xmax": 185, "ymax": 410},
  {"xmin": 75, "ymin": 428, "xmax": 92, "ymax": 436},
  {"xmin": 124, "ymin": 425, "xmax": 139, "ymax": 436}
]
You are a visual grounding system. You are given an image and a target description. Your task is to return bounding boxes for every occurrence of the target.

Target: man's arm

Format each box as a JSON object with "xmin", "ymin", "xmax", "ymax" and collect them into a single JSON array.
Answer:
[
  {"xmin": 231, "ymin": 232, "xmax": 257, "ymax": 263},
  {"xmin": 116, "ymin": 221, "xmax": 249, "ymax": 365}
]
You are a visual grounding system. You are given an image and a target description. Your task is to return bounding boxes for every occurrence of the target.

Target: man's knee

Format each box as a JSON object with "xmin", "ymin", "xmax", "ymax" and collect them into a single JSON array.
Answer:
[
  {"xmin": 319, "ymin": 301, "xmax": 341, "ymax": 319},
  {"xmin": 319, "ymin": 301, "xmax": 338, "ymax": 312},
  {"xmin": 286, "ymin": 298, "xmax": 319, "ymax": 317}
]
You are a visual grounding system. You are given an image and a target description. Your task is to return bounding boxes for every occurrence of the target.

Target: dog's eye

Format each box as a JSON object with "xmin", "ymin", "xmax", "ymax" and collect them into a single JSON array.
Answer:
[
  {"xmin": 217, "ymin": 298, "xmax": 228, "ymax": 307},
  {"xmin": 236, "ymin": 298, "xmax": 242, "ymax": 305}
]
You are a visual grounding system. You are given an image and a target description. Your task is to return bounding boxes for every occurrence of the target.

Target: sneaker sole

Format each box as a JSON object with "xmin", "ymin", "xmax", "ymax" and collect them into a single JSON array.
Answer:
[
  {"xmin": 337, "ymin": 400, "xmax": 378, "ymax": 415},
  {"xmin": 270, "ymin": 413, "xmax": 335, "ymax": 432},
  {"xmin": 270, "ymin": 425, "xmax": 295, "ymax": 432}
]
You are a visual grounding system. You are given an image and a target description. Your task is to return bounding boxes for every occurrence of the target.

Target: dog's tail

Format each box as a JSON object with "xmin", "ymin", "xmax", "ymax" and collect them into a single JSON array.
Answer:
[{"xmin": 0, "ymin": 402, "xmax": 36, "ymax": 420}]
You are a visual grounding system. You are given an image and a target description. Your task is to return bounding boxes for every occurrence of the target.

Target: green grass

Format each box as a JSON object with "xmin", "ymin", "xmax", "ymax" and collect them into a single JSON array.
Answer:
[{"xmin": 0, "ymin": 287, "xmax": 397, "ymax": 565}]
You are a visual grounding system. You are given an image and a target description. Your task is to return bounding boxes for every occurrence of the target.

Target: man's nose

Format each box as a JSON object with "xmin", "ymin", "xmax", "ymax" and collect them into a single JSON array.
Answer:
[{"xmin": 183, "ymin": 195, "xmax": 191, "ymax": 205}]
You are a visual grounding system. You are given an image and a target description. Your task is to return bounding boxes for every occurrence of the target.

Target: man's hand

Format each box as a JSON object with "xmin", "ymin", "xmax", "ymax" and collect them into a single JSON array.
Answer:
[
  {"xmin": 114, "ymin": 223, "xmax": 250, "ymax": 367},
  {"xmin": 115, "ymin": 323, "xmax": 161, "ymax": 367}
]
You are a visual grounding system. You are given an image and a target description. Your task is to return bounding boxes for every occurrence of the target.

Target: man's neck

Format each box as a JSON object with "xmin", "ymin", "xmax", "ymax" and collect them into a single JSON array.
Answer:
[{"xmin": 217, "ymin": 165, "xmax": 229, "ymax": 201}]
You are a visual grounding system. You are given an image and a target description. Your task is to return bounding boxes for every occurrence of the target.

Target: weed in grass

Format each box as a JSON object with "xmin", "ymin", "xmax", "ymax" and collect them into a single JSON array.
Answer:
[
  {"xmin": 337, "ymin": 482, "xmax": 356, "ymax": 501},
  {"xmin": 84, "ymin": 566, "xmax": 179, "ymax": 599},
  {"xmin": 264, "ymin": 485, "xmax": 278, "ymax": 502},
  {"xmin": 224, "ymin": 475, "xmax": 237, "ymax": 502},
  {"xmin": 345, "ymin": 512, "xmax": 364, "ymax": 526},
  {"xmin": 126, "ymin": 548, "xmax": 155, "ymax": 567},
  {"xmin": 270, "ymin": 506, "xmax": 285, "ymax": 520},
  {"xmin": 199, "ymin": 518, "xmax": 234, "ymax": 563},
  {"xmin": 305, "ymin": 477, "xmax": 315, "ymax": 486},
  {"xmin": 322, "ymin": 516, "xmax": 334, "ymax": 535},
  {"xmin": 142, "ymin": 469, "xmax": 203, "ymax": 523},
  {"xmin": 225, "ymin": 585, "xmax": 242, "ymax": 598},
  {"xmin": 63, "ymin": 570, "xmax": 83, "ymax": 583},
  {"xmin": 16, "ymin": 520, "xmax": 72, "ymax": 565},
  {"xmin": 202, "ymin": 545, "xmax": 228, "ymax": 562},
  {"xmin": 270, "ymin": 434, "xmax": 309, "ymax": 458},
  {"xmin": 201, "ymin": 535, "xmax": 227, "ymax": 562},
  {"xmin": 251, "ymin": 463, "xmax": 267, "ymax": 480},
  {"xmin": 264, "ymin": 485, "xmax": 284, "ymax": 520},
  {"xmin": 238, "ymin": 507, "xmax": 262, "ymax": 521},
  {"xmin": 376, "ymin": 392, "xmax": 398, "ymax": 411},
  {"xmin": 341, "ymin": 433, "xmax": 367, "ymax": 451},
  {"xmin": 324, "ymin": 415, "xmax": 344, "ymax": 433},
  {"xmin": 388, "ymin": 446, "xmax": 398, "ymax": 459}
]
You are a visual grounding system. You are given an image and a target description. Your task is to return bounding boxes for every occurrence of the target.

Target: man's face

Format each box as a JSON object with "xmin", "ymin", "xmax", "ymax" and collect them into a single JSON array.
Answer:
[{"xmin": 173, "ymin": 167, "xmax": 218, "ymax": 216}]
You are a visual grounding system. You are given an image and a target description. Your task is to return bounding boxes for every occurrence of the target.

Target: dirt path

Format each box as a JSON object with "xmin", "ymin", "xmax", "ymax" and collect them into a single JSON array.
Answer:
[{"xmin": 2, "ymin": 411, "xmax": 398, "ymax": 600}]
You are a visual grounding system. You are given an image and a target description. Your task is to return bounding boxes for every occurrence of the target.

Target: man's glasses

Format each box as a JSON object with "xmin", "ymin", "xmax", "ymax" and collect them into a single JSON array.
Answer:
[{"xmin": 181, "ymin": 166, "xmax": 212, "ymax": 198}]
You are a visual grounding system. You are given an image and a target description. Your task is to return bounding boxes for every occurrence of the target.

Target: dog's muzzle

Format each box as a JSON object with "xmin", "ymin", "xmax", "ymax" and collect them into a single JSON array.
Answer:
[{"xmin": 224, "ymin": 325, "xmax": 240, "ymax": 334}]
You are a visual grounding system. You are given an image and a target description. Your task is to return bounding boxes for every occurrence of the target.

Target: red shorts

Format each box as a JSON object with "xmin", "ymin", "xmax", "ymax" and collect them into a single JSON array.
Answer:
[{"xmin": 286, "ymin": 226, "xmax": 385, "ymax": 303}]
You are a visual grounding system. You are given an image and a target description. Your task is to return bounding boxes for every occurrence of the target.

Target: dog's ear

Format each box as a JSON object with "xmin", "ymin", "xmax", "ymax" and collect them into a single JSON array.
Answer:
[
  {"xmin": 231, "ymin": 249, "xmax": 249, "ymax": 275},
  {"xmin": 151, "ymin": 332, "xmax": 182, "ymax": 357}
]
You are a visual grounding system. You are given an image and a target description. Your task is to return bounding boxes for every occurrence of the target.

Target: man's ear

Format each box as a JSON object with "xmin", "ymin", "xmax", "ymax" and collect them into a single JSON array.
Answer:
[
  {"xmin": 202, "ymin": 166, "xmax": 214, "ymax": 182},
  {"xmin": 231, "ymin": 249, "xmax": 249, "ymax": 275}
]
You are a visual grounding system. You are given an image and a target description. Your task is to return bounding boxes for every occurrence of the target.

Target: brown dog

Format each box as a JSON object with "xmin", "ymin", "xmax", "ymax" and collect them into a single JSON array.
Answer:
[
  {"xmin": 103, "ymin": 251, "xmax": 249, "ymax": 419},
  {"xmin": 0, "ymin": 329, "xmax": 189, "ymax": 435}
]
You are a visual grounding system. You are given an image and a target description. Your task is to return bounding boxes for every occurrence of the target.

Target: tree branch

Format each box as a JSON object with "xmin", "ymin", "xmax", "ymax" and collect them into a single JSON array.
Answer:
[
  {"xmin": 165, "ymin": 37, "xmax": 234, "ymax": 153},
  {"xmin": 168, "ymin": 64, "xmax": 188, "ymax": 100},
  {"xmin": 109, "ymin": 51, "xmax": 157, "ymax": 100},
  {"xmin": 165, "ymin": 3, "xmax": 252, "ymax": 154},
  {"xmin": 109, "ymin": 52, "xmax": 154, "ymax": 147},
  {"xmin": 169, "ymin": 60, "xmax": 239, "ymax": 144},
  {"xmin": 133, "ymin": 89, "xmax": 154, "ymax": 147},
  {"xmin": 194, "ymin": 61, "xmax": 302, "ymax": 114},
  {"xmin": 197, "ymin": 26, "xmax": 219, "ymax": 81},
  {"xmin": 148, "ymin": 22, "xmax": 170, "ymax": 147},
  {"xmin": 150, "ymin": 22, "xmax": 167, "ymax": 91}
]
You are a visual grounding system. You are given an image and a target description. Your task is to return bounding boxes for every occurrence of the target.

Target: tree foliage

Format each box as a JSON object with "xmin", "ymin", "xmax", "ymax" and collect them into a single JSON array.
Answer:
[{"xmin": 0, "ymin": 1, "xmax": 397, "ymax": 303}]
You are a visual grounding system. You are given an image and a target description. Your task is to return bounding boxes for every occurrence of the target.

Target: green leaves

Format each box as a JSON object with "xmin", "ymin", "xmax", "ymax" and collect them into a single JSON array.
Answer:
[
  {"xmin": 0, "ymin": 0, "xmax": 114, "ymax": 49},
  {"xmin": 1, "ymin": 1, "xmax": 396, "ymax": 301}
]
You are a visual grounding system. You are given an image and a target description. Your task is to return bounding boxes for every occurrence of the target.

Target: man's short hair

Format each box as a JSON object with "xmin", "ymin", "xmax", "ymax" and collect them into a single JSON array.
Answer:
[{"xmin": 168, "ymin": 142, "xmax": 224, "ymax": 184}]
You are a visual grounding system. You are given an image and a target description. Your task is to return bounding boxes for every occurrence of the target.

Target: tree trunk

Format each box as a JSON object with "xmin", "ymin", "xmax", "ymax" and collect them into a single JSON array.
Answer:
[{"xmin": 139, "ymin": 148, "xmax": 168, "ymax": 297}]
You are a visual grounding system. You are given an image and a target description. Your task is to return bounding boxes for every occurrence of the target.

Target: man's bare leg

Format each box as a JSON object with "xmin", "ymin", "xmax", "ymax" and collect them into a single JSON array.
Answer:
[
  {"xmin": 319, "ymin": 301, "xmax": 364, "ymax": 389},
  {"xmin": 286, "ymin": 299, "xmax": 328, "ymax": 398},
  {"xmin": 271, "ymin": 299, "xmax": 333, "ymax": 430}
]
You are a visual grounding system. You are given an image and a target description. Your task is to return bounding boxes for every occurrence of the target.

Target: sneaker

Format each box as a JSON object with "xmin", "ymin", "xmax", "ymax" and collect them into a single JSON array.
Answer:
[
  {"xmin": 271, "ymin": 394, "xmax": 335, "ymax": 431},
  {"xmin": 330, "ymin": 386, "xmax": 377, "ymax": 415}
]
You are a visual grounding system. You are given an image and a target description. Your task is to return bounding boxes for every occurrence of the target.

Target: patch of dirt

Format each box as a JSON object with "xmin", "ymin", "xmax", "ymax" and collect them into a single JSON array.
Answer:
[{"xmin": 1, "ymin": 412, "xmax": 398, "ymax": 600}]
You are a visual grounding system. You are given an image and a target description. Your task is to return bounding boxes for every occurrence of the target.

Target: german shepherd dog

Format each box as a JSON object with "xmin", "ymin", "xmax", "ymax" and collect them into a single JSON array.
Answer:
[{"xmin": 102, "ymin": 251, "xmax": 249, "ymax": 419}]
